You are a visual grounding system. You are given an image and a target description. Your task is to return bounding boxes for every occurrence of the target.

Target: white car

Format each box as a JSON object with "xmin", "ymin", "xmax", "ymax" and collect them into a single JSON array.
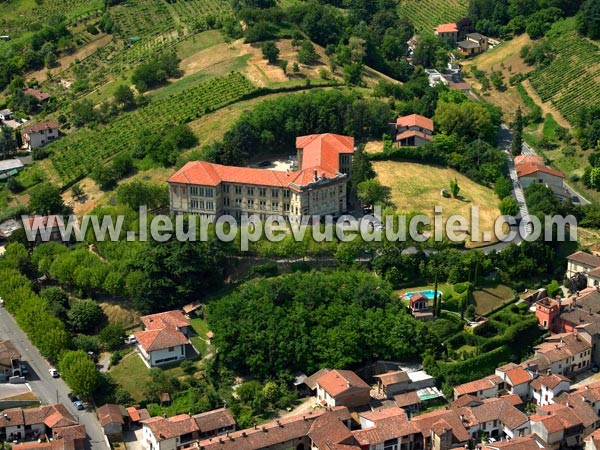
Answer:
[
  {"xmin": 49, "ymin": 368, "xmax": 59, "ymax": 378},
  {"xmin": 125, "ymin": 335, "xmax": 137, "ymax": 345}
]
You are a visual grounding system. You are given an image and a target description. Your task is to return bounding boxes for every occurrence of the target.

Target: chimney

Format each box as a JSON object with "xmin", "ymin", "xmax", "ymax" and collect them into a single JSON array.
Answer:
[
  {"xmin": 566, "ymin": 401, "xmax": 571, "ymax": 408},
  {"xmin": 586, "ymin": 385, "xmax": 590, "ymax": 390},
  {"xmin": 313, "ymin": 169, "xmax": 318, "ymax": 181},
  {"xmin": 254, "ymin": 423, "xmax": 257, "ymax": 430},
  {"xmin": 242, "ymin": 432, "xmax": 247, "ymax": 437},
  {"xmin": 303, "ymin": 416, "xmax": 306, "ymax": 421}
]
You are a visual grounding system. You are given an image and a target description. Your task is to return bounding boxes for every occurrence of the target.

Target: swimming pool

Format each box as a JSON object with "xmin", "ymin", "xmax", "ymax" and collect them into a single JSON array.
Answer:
[{"xmin": 404, "ymin": 290, "xmax": 442, "ymax": 300}]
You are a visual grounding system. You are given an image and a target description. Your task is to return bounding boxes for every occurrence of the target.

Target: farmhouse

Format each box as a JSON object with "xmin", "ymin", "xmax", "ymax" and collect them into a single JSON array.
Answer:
[
  {"xmin": 23, "ymin": 88, "xmax": 50, "ymax": 103},
  {"xmin": 434, "ymin": 23, "xmax": 459, "ymax": 43},
  {"xmin": 168, "ymin": 133, "xmax": 354, "ymax": 221},
  {"xmin": 458, "ymin": 33, "xmax": 490, "ymax": 56},
  {"xmin": 315, "ymin": 369, "xmax": 371, "ymax": 408},
  {"xmin": 0, "ymin": 109, "xmax": 13, "ymax": 121},
  {"xmin": 23, "ymin": 121, "xmax": 59, "ymax": 150},
  {"xmin": 515, "ymin": 155, "xmax": 566, "ymax": 199},
  {"xmin": 0, "ymin": 340, "xmax": 22, "ymax": 381},
  {"xmin": 134, "ymin": 310, "xmax": 193, "ymax": 367},
  {"xmin": 192, "ymin": 408, "xmax": 236, "ymax": 439},
  {"xmin": 391, "ymin": 114, "xmax": 434, "ymax": 147}
]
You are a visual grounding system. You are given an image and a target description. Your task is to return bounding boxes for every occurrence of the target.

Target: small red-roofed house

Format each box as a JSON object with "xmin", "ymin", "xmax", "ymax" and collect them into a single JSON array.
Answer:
[
  {"xmin": 315, "ymin": 369, "xmax": 371, "ymax": 408},
  {"xmin": 434, "ymin": 23, "xmax": 459, "ymax": 43},
  {"xmin": 23, "ymin": 121, "xmax": 59, "ymax": 150},
  {"xmin": 392, "ymin": 114, "xmax": 434, "ymax": 147},
  {"xmin": 135, "ymin": 310, "xmax": 192, "ymax": 367}
]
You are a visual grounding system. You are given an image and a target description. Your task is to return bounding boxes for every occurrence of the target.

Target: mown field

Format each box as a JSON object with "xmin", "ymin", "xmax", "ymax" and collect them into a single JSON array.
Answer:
[
  {"xmin": 397, "ymin": 0, "xmax": 469, "ymax": 32},
  {"xmin": 372, "ymin": 161, "xmax": 501, "ymax": 247},
  {"xmin": 529, "ymin": 18, "xmax": 600, "ymax": 123},
  {"xmin": 49, "ymin": 72, "xmax": 257, "ymax": 186}
]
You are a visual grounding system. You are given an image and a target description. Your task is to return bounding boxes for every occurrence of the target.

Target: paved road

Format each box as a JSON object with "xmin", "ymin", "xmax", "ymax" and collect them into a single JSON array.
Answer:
[{"xmin": 0, "ymin": 307, "xmax": 108, "ymax": 450}]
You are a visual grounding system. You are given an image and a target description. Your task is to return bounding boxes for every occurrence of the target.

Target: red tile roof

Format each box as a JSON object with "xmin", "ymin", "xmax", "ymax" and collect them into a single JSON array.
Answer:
[
  {"xmin": 374, "ymin": 370, "xmax": 410, "ymax": 386},
  {"xmin": 396, "ymin": 130, "xmax": 433, "ymax": 142},
  {"xmin": 486, "ymin": 435, "xmax": 549, "ymax": 450},
  {"xmin": 135, "ymin": 328, "xmax": 189, "ymax": 352},
  {"xmin": 295, "ymin": 133, "xmax": 355, "ymax": 173},
  {"xmin": 193, "ymin": 408, "xmax": 236, "ymax": 433},
  {"xmin": 24, "ymin": 88, "xmax": 50, "ymax": 101},
  {"xmin": 142, "ymin": 414, "xmax": 199, "ymax": 441},
  {"xmin": 394, "ymin": 391, "xmax": 421, "ymax": 408},
  {"xmin": 567, "ymin": 251, "xmax": 600, "ymax": 267},
  {"xmin": 24, "ymin": 121, "xmax": 59, "ymax": 134},
  {"xmin": 530, "ymin": 373, "xmax": 570, "ymax": 391},
  {"xmin": 514, "ymin": 155, "xmax": 544, "ymax": 166},
  {"xmin": 168, "ymin": 161, "xmax": 339, "ymax": 190},
  {"xmin": 396, "ymin": 114, "xmax": 434, "ymax": 132},
  {"xmin": 453, "ymin": 374, "xmax": 503, "ymax": 397},
  {"xmin": 126, "ymin": 407, "xmax": 150, "ymax": 422},
  {"xmin": 435, "ymin": 23, "xmax": 458, "ymax": 33},
  {"xmin": 516, "ymin": 162, "xmax": 564, "ymax": 178},
  {"xmin": 411, "ymin": 409, "xmax": 470, "ymax": 443},
  {"xmin": 140, "ymin": 310, "xmax": 189, "ymax": 331},
  {"xmin": 409, "ymin": 293, "xmax": 428, "ymax": 307},
  {"xmin": 505, "ymin": 366, "xmax": 532, "ymax": 386},
  {"xmin": 97, "ymin": 404, "xmax": 124, "ymax": 427},
  {"xmin": 316, "ymin": 369, "xmax": 370, "ymax": 397}
]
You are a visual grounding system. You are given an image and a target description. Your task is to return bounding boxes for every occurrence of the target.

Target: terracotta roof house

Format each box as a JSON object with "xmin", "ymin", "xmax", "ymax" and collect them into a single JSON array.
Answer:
[
  {"xmin": 461, "ymin": 397, "xmax": 531, "ymax": 439},
  {"xmin": 23, "ymin": 121, "xmax": 59, "ymax": 150},
  {"xmin": 374, "ymin": 370, "xmax": 411, "ymax": 398},
  {"xmin": 530, "ymin": 403, "xmax": 586, "ymax": 449},
  {"xmin": 514, "ymin": 154, "xmax": 566, "ymax": 199},
  {"xmin": 315, "ymin": 369, "xmax": 371, "ymax": 408},
  {"xmin": 24, "ymin": 88, "xmax": 50, "ymax": 102},
  {"xmin": 531, "ymin": 332, "xmax": 592, "ymax": 376},
  {"xmin": 486, "ymin": 435, "xmax": 550, "ymax": 450},
  {"xmin": 134, "ymin": 310, "xmax": 193, "ymax": 367},
  {"xmin": 169, "ymin": 133, "xmax": 354, "ymax": 221},
  {"xmin": 24, "ymin": 215, "xmax": 68, "ymax": 244},
  {"xmin": 531, "ymin": 374, "xmax": 571, "ymax": 407},
  {"xmin": 0, "ymin": 339, "xmax": 21, "ymax": 381},
  {"xmin": 97, "ymin": 404, "xmax": 125, "ymax": 441},
  {"xmin": 585, "ymin": 428, "xmax": 600, "ymax": 450},
  {"xmin": 125, "ymin": 406, "xmax": 150, "ymax": 424},
  {"xmin": 434, "ymin": 23, "xmax": 459, "ymax": 43},
  {"xmin": 391, "ymin": 114, "xmax": 435, "ymax": 147},
  {"xmin": 453, "ymin": 374, "xmax": 504, "ymax": 400},
  {"xmin": 495, "ymin": 364, "xmax": 535, "ymax": 399},
  {"xmin": 393, "ymin": 391, "xmax": 422, "ymax": 415},
  {"xmin": 298, "ymin": 368, "xmax": 330, "ymax": 396},
  {"xmin": 192, "ymin": 408, "xmax": 236, "ymax": 439},
  {"xmin": 141, "ymin": 414, "xmax": 199, "ymax": 450}
]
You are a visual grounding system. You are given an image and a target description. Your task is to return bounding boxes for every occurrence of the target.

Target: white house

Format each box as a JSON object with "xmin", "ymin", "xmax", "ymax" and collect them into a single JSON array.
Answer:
[
  {"xmin": 531, "ymin": 374, "xmax": 571, "ymax": 406},
  {"xmin": 495, "ymin": 364, "xmax": 535, "ymax": 399},
  {"xmin": 0, "ymin": 109, "xmax": 13, "ymax": 121},
  {"xmin": 515, "ymin": 155, "xmax": 566, "ymax": 199},
  {"xmin": 135, "ymin": 310, "xmax": 192, "ymax": 367},
  {"xmin": 141, "ymin": 414, "xmax": 198, "ymax": 450},
  {"xmin": 453, "ymin": 374, "xmax": 504, "ymax": 400},
  {"xmin": 566, "ymin": 251, "xmax": 600, "ymax": 279},
  {"xmin": 23, "ymin": 121, "xmax": 59, "ymax": 150}
]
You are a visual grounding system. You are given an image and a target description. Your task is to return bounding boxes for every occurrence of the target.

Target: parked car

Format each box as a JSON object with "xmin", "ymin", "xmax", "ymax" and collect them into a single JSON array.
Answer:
[
  {"xmin": 73, "ymin": 401, "xmax": 84, "ymax": 411},
  {"xmin": 125, "ymin": 335, "xmax": 137, "ymax": 345},
  {"xmin": 258, "ymin": 160, "xmax": 271, "ymax": 167},
  {"xmin": 20, "ymin": 363, "xmax": 29, "ymax": 377},
  {"xmin": 67, "ymin": 392, "xmax": 77, "ymax": 402},
  {"xmin": 49, "ymin": 368, "xmax": 59, "ymax": 378}
]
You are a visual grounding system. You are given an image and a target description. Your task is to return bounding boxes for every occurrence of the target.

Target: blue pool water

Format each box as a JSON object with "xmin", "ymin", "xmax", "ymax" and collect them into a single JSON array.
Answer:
[{"xmin": 404, "ymin": 290, "xmax": 442, "ymax": 300}]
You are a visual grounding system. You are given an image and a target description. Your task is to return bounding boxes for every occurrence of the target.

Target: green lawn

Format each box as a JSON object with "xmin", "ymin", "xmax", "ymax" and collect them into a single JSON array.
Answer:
[
  {"xmin": 472, "ymin": 283, "xmax": 515, "ymax": 315},
  {"xmin": 189, "ymin": 317, "xmax": 210, "ymax": 356},
  {"xmin": 109, "ymin": 352, "xmax": 152, "ymax": 402}
]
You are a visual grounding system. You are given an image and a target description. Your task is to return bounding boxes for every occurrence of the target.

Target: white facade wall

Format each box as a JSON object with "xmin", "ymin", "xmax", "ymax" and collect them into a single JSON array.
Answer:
[{"xmin": 26, "ymin": 128, "xmax": 59, "ymax": 150}]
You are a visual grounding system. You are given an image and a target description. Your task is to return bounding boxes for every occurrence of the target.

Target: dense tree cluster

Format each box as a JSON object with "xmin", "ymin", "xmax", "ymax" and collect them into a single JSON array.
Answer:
[
  {"xmin": 208, "ymin": 270, "xmax": 437, "ymax": 379},
  {"xmin": 132, "ymin": 53, "xmax": 182, "ymax": 92},
  {"xmin": 202, "ymin": 89, "xmax": 392, "ymax": 166}
]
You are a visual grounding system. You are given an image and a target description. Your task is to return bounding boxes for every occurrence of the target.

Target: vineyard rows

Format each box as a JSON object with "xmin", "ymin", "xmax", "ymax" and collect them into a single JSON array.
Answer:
[
  {"xmin": 397, "ymin": 0, "xmax": 468, "ymax": 32},
  {"xmin": 49, "ymin": 73, "xmax": 256, "ymax": 186},
  {"xmin": 529, "ymin": 29, "xmax": 600, "ymax": 122}
]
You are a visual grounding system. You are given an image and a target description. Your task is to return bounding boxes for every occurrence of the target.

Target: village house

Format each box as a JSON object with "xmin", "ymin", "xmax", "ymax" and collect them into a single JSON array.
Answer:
[
  {"xmin": 24, "ymin": 88, "xmax": 50, "ymax": 103},
  {"xmin": 391, "ymin": 114, "xmax": 435, "ymax": 147},
  {"xmin": 0, "ymin": 340, "xmax": 22, "ymax": 381},
  {"xmin": 566, "ymin": 251, "xmax": 600, "ymax": 281},
  {"xmin": 530, "ymin": 374, "xmax": 571, "ymax": 407},
  {"xmin": 134, "ymin": 310, "xmax": 193, "ymax": 367},
  {"xmin": 192, "ymin": 408, "xmax": 236, "ymax": 440},
  {"xmin": 453, "ymin": 374, "xmax": 504, "ymax": 400},
  {"xmin": 141, "ymin": 414, "xmax": 198, "ymax": 450},
  {"xmin": 515, "ymin": 155, "xmax": 567, "ymax": 199},
  {"xmin": 296, "ymin": 368, "xmax": 330, "ymax": 397},
  {"xmin": 126, "ymin": 406, "xmax": 150, "ymax": 428},
  {"xmin": 459, "ymin": 397, "xmax": 531, "ymax": 440},
  {"xmin": 485, "ymin": 435, "xmax": 550, "ymax": 450},
  {"xmin": 23, "ymin": 121, "xmax": 59, "ymax": 150},
  {"xmin": 394, "ymin": 391, "xmax": 422, "ymax": 416},
  {"xmin": 168, "ymin": 133, "xmax": 354, "ymax": 221},
  {"xmin": 530, "ymin": 403, "xmax": 587, "ymax": 449},
  {"xmin": 374, "ymin": 370, "xmax": 412, "ymax": 398},
  {"xmin": 434, "ymin": 23, "xmax": 459, "ymax": 43},
  {"xmin": 529, "ymin": 333, "xmax": 592, "ymax": 376},
  {"xmin": 97, "ymin": 404, "xmax": 126, "ymax": 442},
  {"xmin": 458, "ymin": 33, "xmax": 489, "ymax": 56},
  {"xmin": 0, "ymin": 404, "xmax": 84, "ymax": 447},
  {"xmin": 560, "ymin": 382, "xmax": 600, "ymax": 417},
  {"xmin": 315, "ymin": 369, "xmax": 371, "ymax": 408},
  {"xmin": 495, "ymin": 363, "xmax": 536, "ymax": 399},
  {"xmin": 0, "ymin": 109, "xmax": 13, "ymax": 121}
]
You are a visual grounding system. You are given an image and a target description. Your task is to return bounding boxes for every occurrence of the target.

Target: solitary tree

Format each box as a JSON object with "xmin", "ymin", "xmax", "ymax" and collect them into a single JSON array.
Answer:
[
  {"xmin": 114, "ymin": 85, "xmax": 136, "ymax": 110},
  {"xmin": 261, "ymin": 41, "xmax": 280, "ymax": 64},
  {"xmin": 449, "ymin": 178, "xmax": 460, "ymax": 198},
  {"xmin": 28, "ymin": 183, "xmax": 65, "ymax": 214},
  {"xmin": 511, "ymin": 107, "xmax": 523, "ymax": 156}
]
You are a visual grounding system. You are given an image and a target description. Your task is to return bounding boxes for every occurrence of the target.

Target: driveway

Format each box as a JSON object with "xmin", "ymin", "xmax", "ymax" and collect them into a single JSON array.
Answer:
[
  {"xmin": 123, "ymin": 427, "xmax": 144, "ymax": 450},
  {"xmin": 0, "ymin": 308, "xmax": 108, "ymax": 450},
  {"xmin": 0, "ymin": 383, "xmax": 32, "ymax": 400}
]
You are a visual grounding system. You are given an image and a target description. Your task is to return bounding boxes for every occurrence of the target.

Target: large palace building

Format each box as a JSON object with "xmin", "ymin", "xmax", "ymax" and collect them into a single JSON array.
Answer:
[{"xmin": 168, "ymin": 133, "xmax": 355, "ymax": 221}]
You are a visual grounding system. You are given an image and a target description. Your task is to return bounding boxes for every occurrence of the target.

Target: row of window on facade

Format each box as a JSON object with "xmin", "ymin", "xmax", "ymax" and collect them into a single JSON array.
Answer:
[{"xmin": 188, "ymin": 185, "xmax": 344, "ymax": 198}]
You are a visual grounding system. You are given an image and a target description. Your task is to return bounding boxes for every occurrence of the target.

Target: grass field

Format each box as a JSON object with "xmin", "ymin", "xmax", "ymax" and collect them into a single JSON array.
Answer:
[
  {"xmin": 99, "ymin": 302, "xmax": 140, "ymax": 328},
  {"xmin": 372, "ymin": 161, "xmax": 501, "ymax": 247},
  {"xmin": 109, "ymin": 353, "xmax": 152, "ymax": 402},
  {"xmin": 472, "ymin": 283, "xmax": 515, "ymax": 315},
  {"xmin": 397, "ymin": 0, "xmax": 468, "ymax": 32}
]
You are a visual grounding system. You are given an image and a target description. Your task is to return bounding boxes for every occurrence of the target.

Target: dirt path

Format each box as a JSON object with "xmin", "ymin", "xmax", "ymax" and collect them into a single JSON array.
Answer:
[
  {"xmin": 278, "ymin": 396, "xmax": 317, "ymax": 418},
  {"xmin": 522, "ymin": 79, "xmax": 571, "ymax": 128}
]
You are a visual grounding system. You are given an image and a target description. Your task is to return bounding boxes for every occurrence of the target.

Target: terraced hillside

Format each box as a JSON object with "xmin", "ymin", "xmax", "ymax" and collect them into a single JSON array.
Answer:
[
  {"xmin": 397, "ymin": 0, "xmax": 469, "ymax": 32},
  {"xmin": 49, "ymin": 72, "xmax": 256, "ymax": 186},
  {"xmin": 529, "ymin": 19, "xmax": 600, "ymax": 123}
]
